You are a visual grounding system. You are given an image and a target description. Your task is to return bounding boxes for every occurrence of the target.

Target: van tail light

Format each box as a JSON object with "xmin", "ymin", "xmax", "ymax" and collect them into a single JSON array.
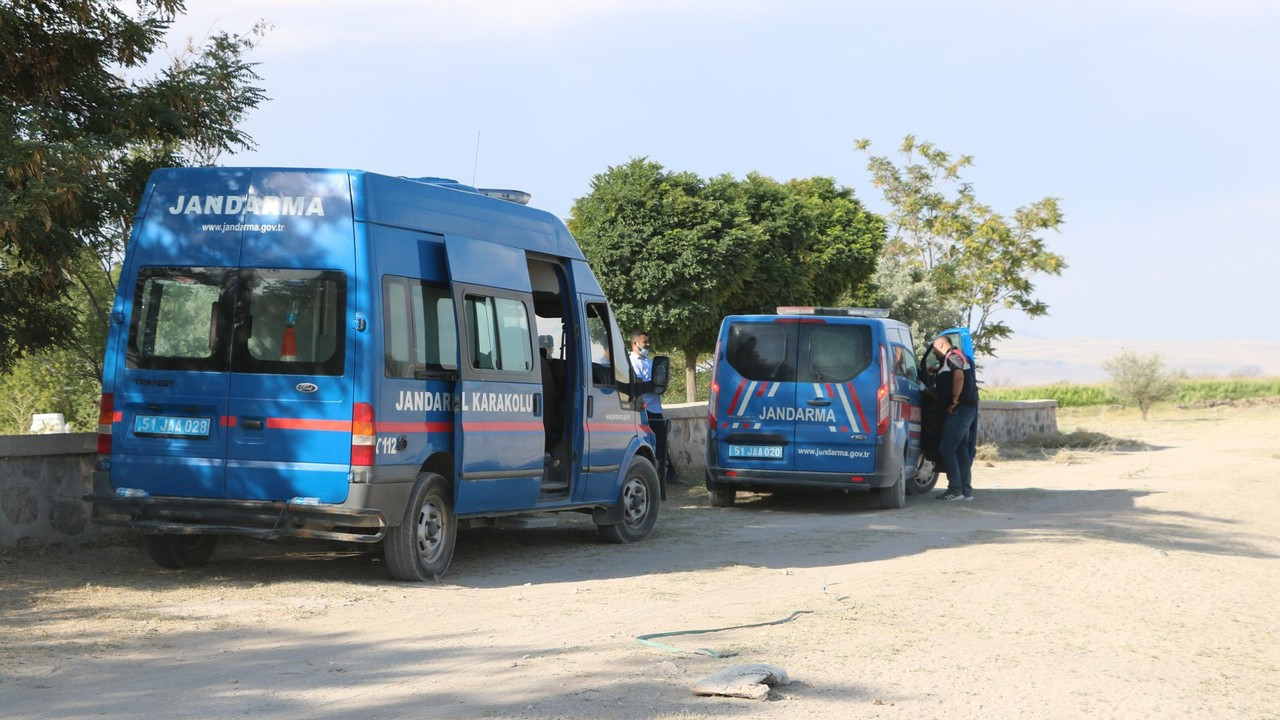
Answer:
[
  {"xmin": 351, "ymin": 402, "xmax": 375, "ymax": 466},
  {"xmin": 876, "ymin": 344, "xmax": 890, "ymax": 436},
  {"xmin": 97, "ymin": 393, "xmax": 115, "ymax": 455},
  {"xmin": 708, "ymin": 336, "xmax": 722, "ymax": 429}
]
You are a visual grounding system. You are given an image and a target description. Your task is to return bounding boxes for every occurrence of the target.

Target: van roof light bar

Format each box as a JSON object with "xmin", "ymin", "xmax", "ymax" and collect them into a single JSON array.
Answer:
[
  {"xmin": 401, "ymin": 178, "xmax": 532, "ymax": 205},
  {"xmin": 775, "ymin": 306, "xmax": 891, "ymax": 318},
  {"xmin": 477, "ymin": 188, "xmax": 532, "ymax": 205}
]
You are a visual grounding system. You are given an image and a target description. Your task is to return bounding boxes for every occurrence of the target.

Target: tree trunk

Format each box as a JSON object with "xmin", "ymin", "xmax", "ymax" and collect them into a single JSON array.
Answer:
[{"xmin": 686, "ymin": 349, "xmax": 698, "ymax": 403}]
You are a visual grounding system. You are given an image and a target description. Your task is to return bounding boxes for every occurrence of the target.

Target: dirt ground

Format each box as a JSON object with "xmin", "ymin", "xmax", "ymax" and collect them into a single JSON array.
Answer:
[{"xmin": 2, "ymin": 404, "xmax": 1278, "ymax": 720}]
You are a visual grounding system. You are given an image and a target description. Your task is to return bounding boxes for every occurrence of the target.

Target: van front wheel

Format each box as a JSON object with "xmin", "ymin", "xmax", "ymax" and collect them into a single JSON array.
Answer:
[
  {"xmin": 143, "ymin": 533, "xmax": 219, "ymax": 569},
  {"xmin": 907, "ymin": 456, "xmax": 939, "ymax": 495},
  {"xmin": 385, "ymin": 473, "xmax": 456, "ymax": 581},
  {"xmin": 598, "ymin": 457, "xmax": 659, "ymax": 543}
]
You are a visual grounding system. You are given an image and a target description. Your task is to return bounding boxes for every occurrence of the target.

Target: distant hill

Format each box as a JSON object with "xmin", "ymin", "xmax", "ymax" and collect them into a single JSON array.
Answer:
[{"xmin": 977, "ymin": 337, "xmax": 1280, "ymax": 388}]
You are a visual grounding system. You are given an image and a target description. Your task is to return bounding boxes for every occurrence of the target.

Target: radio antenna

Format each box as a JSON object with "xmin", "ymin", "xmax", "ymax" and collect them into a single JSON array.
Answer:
[{"xmin": 471, "ymin": 130, "xmax": 481, "ymax": 186}]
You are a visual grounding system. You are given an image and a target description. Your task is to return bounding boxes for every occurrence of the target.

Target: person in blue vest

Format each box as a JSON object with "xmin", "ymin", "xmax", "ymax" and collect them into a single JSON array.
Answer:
[
  {"xmin": 629, "ymin": 330, "xmax": 669, "ymax": 493},
  {"xmin": 931, "ymin": 334, "xmax": 979, "ymax": 501}
]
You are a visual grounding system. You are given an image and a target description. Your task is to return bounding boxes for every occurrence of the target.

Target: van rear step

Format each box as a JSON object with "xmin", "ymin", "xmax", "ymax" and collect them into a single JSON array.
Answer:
[{"xmin": 83, "ymin": 494, "xmax": 386, "ymax": 543}]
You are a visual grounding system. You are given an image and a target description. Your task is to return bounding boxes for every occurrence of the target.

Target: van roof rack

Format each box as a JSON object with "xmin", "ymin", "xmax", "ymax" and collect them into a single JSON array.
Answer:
[{"xmin": 776, "ymin": 306, "xmax": 891, "ymax": 318}]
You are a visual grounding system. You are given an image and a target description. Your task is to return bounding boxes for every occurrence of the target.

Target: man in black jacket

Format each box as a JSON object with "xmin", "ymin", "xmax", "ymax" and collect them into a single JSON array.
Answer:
[{"xmin": 931, "ymin": 335, "xmax": 979, "ymax": 501}]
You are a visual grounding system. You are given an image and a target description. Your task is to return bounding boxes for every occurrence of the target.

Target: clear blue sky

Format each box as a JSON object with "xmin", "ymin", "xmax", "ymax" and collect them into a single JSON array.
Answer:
[{"xmin": 163, "ymin": 0, "xmax": 1279, "ymax": 343}]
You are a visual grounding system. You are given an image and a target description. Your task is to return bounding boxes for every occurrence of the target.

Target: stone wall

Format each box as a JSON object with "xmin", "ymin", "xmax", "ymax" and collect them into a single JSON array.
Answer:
[
  {"xmin": 0, "ymin": 433, "xmax": 122, "ymax": 550},
  {"xmin": 1, "ymin": 399, "xmax": 1055, "ymax": 549},
  {"xmin": 663, "ymin": 400, "xmax": 1059, "ymax": 478}
]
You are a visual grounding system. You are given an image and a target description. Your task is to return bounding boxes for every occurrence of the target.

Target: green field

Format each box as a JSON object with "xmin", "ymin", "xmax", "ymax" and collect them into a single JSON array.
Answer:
[
  {"xmin": 667, "ymin": 368, "xmax": 1280, "ymax": 409},
  {"xmin": 983, "ymin": 377, "xmax": 1280, "ymax": 407}
]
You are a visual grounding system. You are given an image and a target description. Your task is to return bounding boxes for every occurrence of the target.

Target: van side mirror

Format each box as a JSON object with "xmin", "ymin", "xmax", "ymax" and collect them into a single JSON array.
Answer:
[{"xmin": 651, "ymin": 356, "xmax": 670, "ymax": 395}]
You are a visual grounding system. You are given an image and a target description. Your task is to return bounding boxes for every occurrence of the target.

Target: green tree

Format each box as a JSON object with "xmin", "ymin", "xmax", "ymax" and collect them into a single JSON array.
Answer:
[
  {"xmin": 728, "ymin": 174, "xmax": 884, "ymax": 314},
  {"xmin": 857, "ymin": 136, "xmax": 1066, "ymax": 356},
  {"xmin": 570, "ymin": 159, "xmax": 754, "ymax": 400},
  {"xmin": 0, "ymin": 0, "xmax": 266, "ymax": 375},
  {"xmin": 570, "ymin": 160, "xmax": 884, "ymax": 402},
  {"xmin": 1103, "ymin": 350, "xmax": 1178, "ymax": 420}
]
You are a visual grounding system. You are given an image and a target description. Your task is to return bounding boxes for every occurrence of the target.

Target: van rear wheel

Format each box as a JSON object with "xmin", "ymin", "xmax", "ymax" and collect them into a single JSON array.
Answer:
[
  {"xmin": 598, "ymin": 457, "xmax": 659, "ymax": 543},
  {"xmin": 143, "ymin": 533, "xmax": 219, "ymax": 569},
  {"xmin": 385, "ymin": 473, "xmax": 456, "ymax": 581},
  {"xmin": 705, "ymin": 471, "xmax": 736, "ymax": 507},
  {"xmin": 879, "ymin": 457, "xmax": 907, "ymax": 509}
]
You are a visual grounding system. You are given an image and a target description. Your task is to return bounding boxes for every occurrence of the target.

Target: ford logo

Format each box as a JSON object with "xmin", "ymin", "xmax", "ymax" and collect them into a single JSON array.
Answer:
[{"xmin": 296, "ymin": 383, "xmax": 319, "ymax": 394}]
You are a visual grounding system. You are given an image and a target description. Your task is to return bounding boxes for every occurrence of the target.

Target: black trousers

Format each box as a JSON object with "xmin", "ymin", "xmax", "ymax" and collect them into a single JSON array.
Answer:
[{"xmin": 649, "ymin": 412, "xmax": 668, "ymax": 499}]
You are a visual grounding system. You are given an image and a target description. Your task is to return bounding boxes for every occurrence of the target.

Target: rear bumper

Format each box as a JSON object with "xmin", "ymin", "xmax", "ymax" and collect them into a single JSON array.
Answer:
[
  {"xmin": 706, "ymin": 467, "xmax": 897, "ymax": 492},
  {"xmin": 83, "ymin": 493, "xmax": 386, "ymax": 543}
]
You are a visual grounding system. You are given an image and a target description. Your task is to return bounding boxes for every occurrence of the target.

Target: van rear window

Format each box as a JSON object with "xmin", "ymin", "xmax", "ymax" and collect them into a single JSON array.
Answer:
[
  {"xmin": 233, "ymin": 269, "xmax": 346, "ymax": 376},
  {"xmin": 127, "ymin": 267, "xmax": 231, "ymax": 371},
  {"xmin": 725, "ymin": 322, "xmax": 873, "ymax": 383},
  {"xmin": 127, "ymin": 266, "xmax": 346, "ymax": 375},
  {"xmin": 802, "ymin": 325, "xmax": 871, "ymax": 382},
  {"xmin": 727, "ymin": 324, "xmax": 794, "ymax": 381}
]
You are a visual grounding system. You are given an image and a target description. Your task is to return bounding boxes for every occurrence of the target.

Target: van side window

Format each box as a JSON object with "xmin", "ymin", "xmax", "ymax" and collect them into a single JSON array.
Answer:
[
  {"xmin": 127, "ymin": 266, "xmax": 230, "ymax": 371},
  {"xmin": 585, "ymin": 303, "xmax": 613, "ymax": 386},
  {"xmin": 465, "ymin": 295, "xmax": 532, "ymax": 372},
  {"xmin": 727, "ymin": 324, "xmax": 793, "ymax": 381},
  {"xmin": 893, "ymin": 342, "xmax": 918, "ymax": 380},
  {"xmin": 801, "ymin": 325, "xmax": 871, "ymax": 383},
  {"xmin": 383, "ymin": 276, "xmax": 457, "ymax": 378}
]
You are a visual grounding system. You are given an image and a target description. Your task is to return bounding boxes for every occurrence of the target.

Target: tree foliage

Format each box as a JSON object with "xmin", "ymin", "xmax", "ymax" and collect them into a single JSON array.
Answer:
[
  {"xmin": 0, "ymin": 0, "xmax": 266, "ymax": 374},
  {"xmin": 857, "ymin": 136, "xmax": 1066, "ymax": 357},
  {"xmin": 569, "ymin": 158, "xmax": 883, "ymax": 401},
  {"xmin": 1103, "ymin": 350, "xmax": 1178, "ymax": 420}
]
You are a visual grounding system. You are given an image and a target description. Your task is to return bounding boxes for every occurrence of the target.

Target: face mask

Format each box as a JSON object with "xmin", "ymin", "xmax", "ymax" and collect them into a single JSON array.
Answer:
[{"xmin": 639, "ymin": 347, "xmax": 650, "ymax": 358}]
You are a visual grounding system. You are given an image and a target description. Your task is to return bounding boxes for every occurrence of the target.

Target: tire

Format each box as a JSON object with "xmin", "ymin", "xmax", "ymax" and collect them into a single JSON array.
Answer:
[
  {"xmin": 705, "ymin": 470, "xmax": 736, "ymax": 507},
  {"xmin": 384, "ymin": 473, "xmax": 457, "ymax": 581},
  {"xmin": 879, "ymin": 455, "xmax": 907, "ymax": 509},
  {"xmin": 598, "ymin": 457, "xmax": 660, "ymax": 544},
  {"xmin": 906, "ymin": 456, "xmax": 940, "ymax": 495},
  {"xmin": 143, "ymin": 534, "xmax": 219, "ymax": 569}
]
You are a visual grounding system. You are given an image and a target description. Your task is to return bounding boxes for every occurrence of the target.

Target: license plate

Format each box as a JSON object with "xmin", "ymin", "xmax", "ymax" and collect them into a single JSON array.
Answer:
[
  {"xmin": 728, "ymin": 444, "xmax": 784, "ymax": 459},
  {"xmin": 133, "ymin": 414, "xmax": 212, "ymax": 438}
]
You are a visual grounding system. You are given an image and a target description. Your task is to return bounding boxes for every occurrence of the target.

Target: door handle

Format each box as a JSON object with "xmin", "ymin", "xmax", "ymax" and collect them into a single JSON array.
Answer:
[
  {"xmin": 533, "ymin": 393, "xmax": 542, "ymax": 416},
  {"xmin": 587, "ymin": 395, "xmax": 594, "ymax": 418},
  {"xmin": 807, "ymin": 398, "xmax": 831, "ymax": 407},
  {"xmin": 242, "ymin": 418, "xmax": 264, "ymax": 430}
]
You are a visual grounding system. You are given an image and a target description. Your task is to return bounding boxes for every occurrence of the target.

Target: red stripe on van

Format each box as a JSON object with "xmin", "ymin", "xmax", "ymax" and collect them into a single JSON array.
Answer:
[
  {"xmin": 461, "ymin": 421, "xmax": 544, "ymax": 432},
  {"xmin": 221, "ymin": 416, "xmax": 236, "ymax": 427},
  {"xmin": 376, "ymin": 421, "xmax": 453, "ymax": 433},
  {"xmin": 266, "ymin": 418, "xmax": 352, "ymax": 432}
]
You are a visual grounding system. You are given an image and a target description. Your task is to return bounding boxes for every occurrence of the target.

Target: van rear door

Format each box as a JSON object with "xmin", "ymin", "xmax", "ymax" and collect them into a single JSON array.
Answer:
[
  {"xmin": 713, "ymin": 318, "xmax": 797, "ymax": 472},
  {"xmin": 791, "ymin": 321, "xmax": 880, "ymax": 476},
  {"xmin": 223, "ymin": 170, "xmax": 357, "ymax": 502},
  {"xmin": 444, "ymin": 236, "xmax": 545, "ymax": 514},
  {"xmin": 109, "ymin": 169, "xmax": 252, "ymax": 498}
]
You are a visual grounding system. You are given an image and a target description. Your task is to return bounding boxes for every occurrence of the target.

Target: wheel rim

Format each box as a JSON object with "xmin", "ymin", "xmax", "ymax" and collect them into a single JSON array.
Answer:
[
  {"xmin": 414, "ymin": 497, "xmax": 447, "ymax": 564},
  {"xmin": 621, "ymin": 476, "xmax": 649, "ymax": 527}
]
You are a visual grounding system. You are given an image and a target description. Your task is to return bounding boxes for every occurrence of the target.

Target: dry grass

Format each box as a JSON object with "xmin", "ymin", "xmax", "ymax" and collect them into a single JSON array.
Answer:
[{"xmin": 982, "ymin": 429, "xmax": 1148, "ymax": 462}]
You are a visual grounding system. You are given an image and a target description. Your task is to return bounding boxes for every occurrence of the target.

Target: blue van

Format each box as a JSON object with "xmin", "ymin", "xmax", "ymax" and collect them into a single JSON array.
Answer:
[
  {"xmin": 85, "ymin": 167, "xmax": 667, "ymax": 580},
  {"xmin": 705, "ymin": 307, "xmax": 939, "ymax": 509}
]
